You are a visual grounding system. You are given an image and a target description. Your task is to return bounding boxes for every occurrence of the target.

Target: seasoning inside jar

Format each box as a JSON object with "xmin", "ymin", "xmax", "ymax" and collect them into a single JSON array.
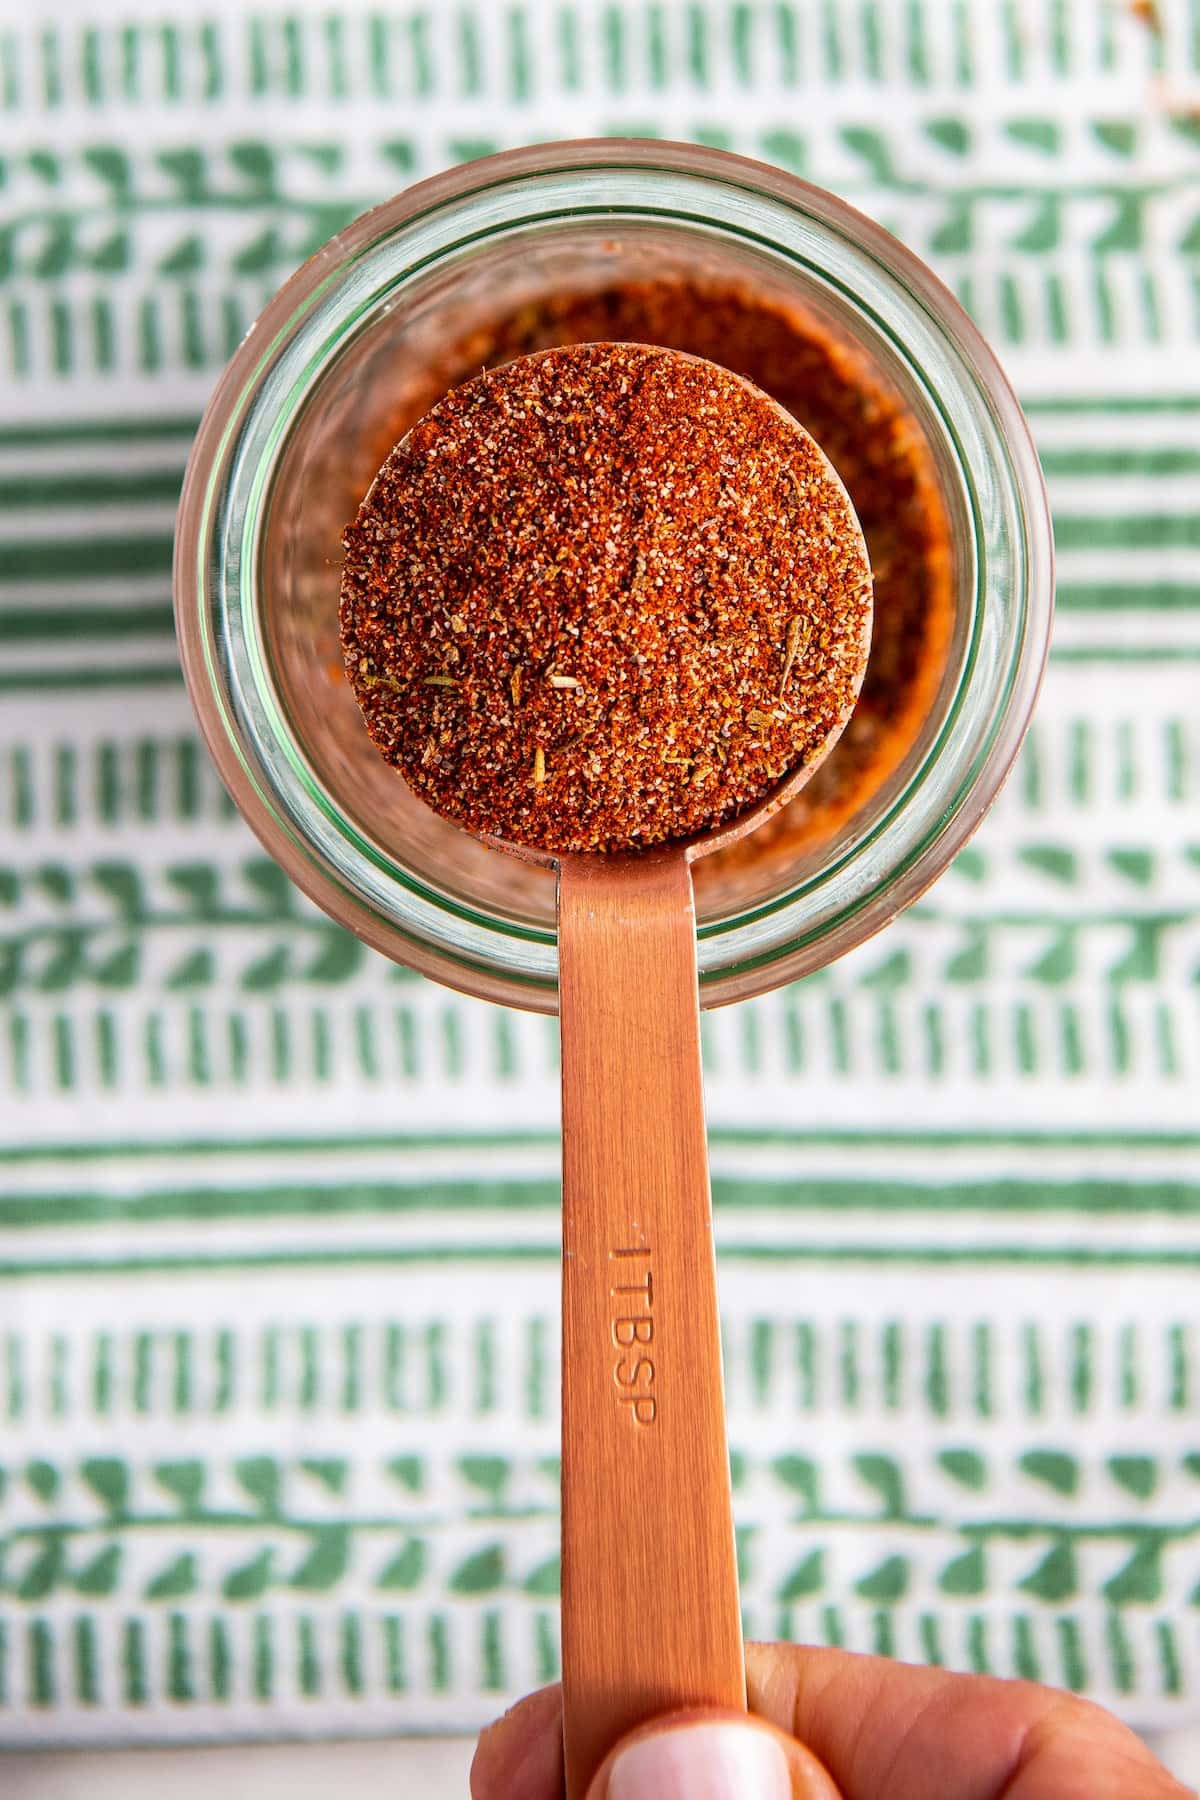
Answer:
[
  {"xmin": 303, "ymin": 276, "xmax": 951, "ymax": 886},
  {"xmin": 339, "ymin": 342, "xmax": 872, "ymax": 856}
]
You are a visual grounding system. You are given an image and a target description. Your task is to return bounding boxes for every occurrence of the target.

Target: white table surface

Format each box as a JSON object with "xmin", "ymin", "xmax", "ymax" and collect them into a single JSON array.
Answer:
[
  {"xmin": 1, "ymin": 1729, "xmax": 1198, "ymax": 1798},
  {"xmin": 0, "ymin": 1738, "xmax": 477, "ymax": 1799}
]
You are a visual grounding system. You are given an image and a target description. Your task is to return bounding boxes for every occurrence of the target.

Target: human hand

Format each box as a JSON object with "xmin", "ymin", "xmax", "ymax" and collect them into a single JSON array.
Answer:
[{"xmin": 470, "ymin": 1642, "xmax": 1192, "ymax": 1798}]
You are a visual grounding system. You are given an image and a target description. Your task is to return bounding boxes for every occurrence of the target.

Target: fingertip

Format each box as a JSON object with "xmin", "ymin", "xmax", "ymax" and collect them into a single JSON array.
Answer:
[
  {"xmin": 584, "ymin": 1709, "xmax": 841, "ymax": 1800},
  {"xmin": 470, "ymin": 1683, "xmax": 563, "ymax": 1800}
]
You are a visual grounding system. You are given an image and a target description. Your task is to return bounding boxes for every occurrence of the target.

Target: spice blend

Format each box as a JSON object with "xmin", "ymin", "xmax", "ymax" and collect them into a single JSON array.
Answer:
[
  {"xmin": 341, "ymin": 342, "xmax": 871, "ymax": 855},
  {"xmin": 309, "ymin": 278, "xmax": 951, "ymax": 886},
  {"xmin": 465, "ymin": 284, "xmax": 953, "ymax": 871}
]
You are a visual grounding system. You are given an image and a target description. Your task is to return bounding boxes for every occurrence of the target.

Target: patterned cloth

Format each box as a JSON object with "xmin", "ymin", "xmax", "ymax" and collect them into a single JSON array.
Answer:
[{"xmin": 1, "ymin": 0, "xmax": 1198, "ymax": 1748}]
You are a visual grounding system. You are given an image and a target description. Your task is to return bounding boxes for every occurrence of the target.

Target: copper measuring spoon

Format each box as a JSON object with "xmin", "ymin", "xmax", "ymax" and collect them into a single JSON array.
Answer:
[
  {"xmin": 548, "ymin": 677, "xmax": 869, "ymax": 1794},
  {"xmin": 345, "ymin": 351, "xmax": 872, "ymax": 1796},
  {"xmin": 483, "ymin": 447, "xmax": 872, "ymax": 1798}
]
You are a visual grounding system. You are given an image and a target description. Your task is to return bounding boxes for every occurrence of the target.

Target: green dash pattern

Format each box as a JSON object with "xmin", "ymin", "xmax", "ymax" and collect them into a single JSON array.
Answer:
[{"xmin": 1, "ymin": 0, "xmax": 1199, "ymax": 1747}]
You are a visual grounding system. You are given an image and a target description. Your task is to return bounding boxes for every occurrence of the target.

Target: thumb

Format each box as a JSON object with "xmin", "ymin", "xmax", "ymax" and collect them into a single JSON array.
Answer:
[
  {"xmin": 584, "ymin": 1708, "xmax": 841, "ymax": 1799},
  {"xmin": 470, "ymin": 1687, "xmax": 840, "ymax": 1798}
]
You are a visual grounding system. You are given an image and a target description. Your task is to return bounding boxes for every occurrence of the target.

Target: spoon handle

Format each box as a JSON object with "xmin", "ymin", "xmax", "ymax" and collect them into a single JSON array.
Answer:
[{"xmin": 557, "ymin": 852, "xmax": 745, "ymax": 1798}]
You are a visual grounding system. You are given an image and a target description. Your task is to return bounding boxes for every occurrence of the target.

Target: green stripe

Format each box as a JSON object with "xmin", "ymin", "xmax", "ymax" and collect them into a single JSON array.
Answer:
[
  {"xmin": 1055, "ymin": 515, "xmax": 1200, "ymax": 550},
  {"xmin": 2, "ymin": 1126, "xmax": 1197, "ymax": 1163},
  {"xmin": 1057, "ymin": 584, "xmax": 1200, "ymax": 611},
  {"xmin": 0, "ymin": 1243, "xmax": 1191, "ymax": 1278},
  {"xmin": 0, "ymin": 665, "xmax": 182, "ymax": 692},
  {"xmin": 1039, "ymin": 447, "xmax": 1200, "ymax": 475},
  {"xmin": 0, "ymin": 607, "xmax": 171, "ymax": 644},
  {"xmin": 0, "ymin": 1125, "xmax": 1194, "ymax": 1168},
  {"xmin": 0, "ymin": 536, "xmax": 173, "ymax": 581},
  {"xmin": 0, "ymin": 416, "xmax": 199, "ymax": 446},
  {"xmin": 5, "ymin": 1177, "xmax": 1200, "ymax": 1229},
  {"xmin": 1050, "ymin": 645, "xmax": 1200, "ymax": 662},
  {"xmin": 1022, "ymin": 396, "xmax": 1200, "ymax": 413},
  {"xmin": 0, "ymin": 471, "xmax": 182, "ymax": 507},
  {"xmin": 30, "ymin": 1620, "xmax": 55, "ymax": 1707}
]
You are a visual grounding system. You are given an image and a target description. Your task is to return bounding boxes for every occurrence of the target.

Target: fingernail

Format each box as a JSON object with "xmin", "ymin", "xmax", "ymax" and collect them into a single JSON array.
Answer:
[{"xmin": 608, "ymin": 1721, "xmax": 790, "ymax": 1799}]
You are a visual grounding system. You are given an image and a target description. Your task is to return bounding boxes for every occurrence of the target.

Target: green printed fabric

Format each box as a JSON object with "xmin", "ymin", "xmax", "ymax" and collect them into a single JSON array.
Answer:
[{"xmin": 2, "ymin": 0, "xmax": 1199, "ymax": 1745}]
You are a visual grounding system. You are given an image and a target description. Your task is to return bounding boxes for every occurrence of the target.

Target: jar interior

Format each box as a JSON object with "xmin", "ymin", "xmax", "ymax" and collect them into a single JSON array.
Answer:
[{"xmin": 257, "ymin": 218, "xmax": 973, "ymax": 937}]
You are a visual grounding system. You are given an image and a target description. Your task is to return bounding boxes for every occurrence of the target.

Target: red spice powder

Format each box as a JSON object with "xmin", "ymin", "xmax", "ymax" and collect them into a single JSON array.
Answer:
[
  {"xmin": 340, "ymin": 342, "xmax": 871, "ymax": 856},
  {"xmin": 461, "ymin": 284, "xmax": 954, "ymax": 871},
  {"xmin": 308, "ymin": 278, "xmax": 951, "ymax": 885}
]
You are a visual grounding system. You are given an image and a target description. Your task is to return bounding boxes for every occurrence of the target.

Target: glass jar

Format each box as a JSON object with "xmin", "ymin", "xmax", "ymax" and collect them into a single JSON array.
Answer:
[{"xmin": 175, "ymin": 140, "xmax": 1053, "ymax": 1012}]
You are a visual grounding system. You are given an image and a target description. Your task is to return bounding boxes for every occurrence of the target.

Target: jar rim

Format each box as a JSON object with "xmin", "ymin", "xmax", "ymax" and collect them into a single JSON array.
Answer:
[{"xmin": 174, "ymin": 140, "xmax": 1054, "ymax": 1013}]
